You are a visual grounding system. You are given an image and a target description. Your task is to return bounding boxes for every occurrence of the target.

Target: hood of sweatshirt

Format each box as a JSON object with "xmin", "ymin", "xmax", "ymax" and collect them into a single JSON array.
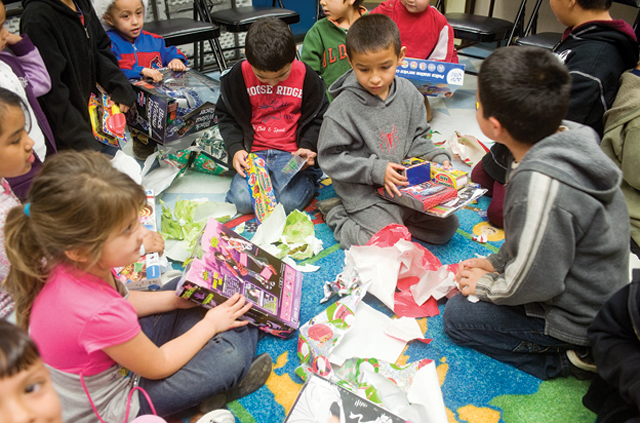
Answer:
[
  {"xmin": 328, "ymin": 69, "xmax": 401, "ymax": 108},
  {"xmin": 558, "ymin": 20, "xmax": 638, "ymax": 67},
  {"xmin": 515, "ymin": 121, "xmax": 623, "ymax": 204}
]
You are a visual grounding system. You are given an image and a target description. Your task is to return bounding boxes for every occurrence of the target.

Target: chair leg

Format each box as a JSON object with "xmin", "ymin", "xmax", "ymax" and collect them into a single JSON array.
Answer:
[{"xmin": 208, "ymin": 38, "xmax": 228, "ymax": 71}]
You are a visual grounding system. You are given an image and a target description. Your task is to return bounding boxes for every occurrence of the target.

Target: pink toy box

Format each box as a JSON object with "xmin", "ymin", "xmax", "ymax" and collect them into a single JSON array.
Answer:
[{"xmin": 175, "ymin": 218, "xmax": 303, "ymax": 338}]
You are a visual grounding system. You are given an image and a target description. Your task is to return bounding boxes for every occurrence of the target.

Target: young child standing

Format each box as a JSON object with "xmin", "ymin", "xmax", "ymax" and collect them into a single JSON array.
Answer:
[
  {"xmin": 0, "ymin": 1, "xmax": 56, "ymax": 200},
  {"xmin": 370, "ymin": 0, "xmax": 458, "ymax": 63},
  {"xmin": 301, "ymin": 0, "xmax": 366, "ymax": 100},
  {"xmin": 3, "ymin": 151, "xmax": 271, "ymax": 421},
  {"xmin": 0, "ymin": 320, "xmax": 63, "ymax": 423},
  {"xmin": 443, "ymin": 46, "xmax": 630, "ymax": 380},
  {"xmin": 317, "ymin": 14, "xmax": 458, "ymax": 249},
  {"xmin": 20, "ymin": 0, "xmax": 136, "ymax": 154},
  {"xmin": 93, "ymin": 0, "xmax": 187, "ymax": 82},
  {"xmin": 216, "ymin": 17, "xmax": 329, "ymax": 216},
  {"xmin": 0, "ymin": 88, "xmax": 36, "ymax": 321},
  {"xmin": 474, "ymin": 0, "xmax": 639, "ymax": 228}
]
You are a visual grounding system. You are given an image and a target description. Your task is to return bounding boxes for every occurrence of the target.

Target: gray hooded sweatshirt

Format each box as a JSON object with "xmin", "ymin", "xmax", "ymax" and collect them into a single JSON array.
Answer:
[
  {"xmin": 478, "ymin": 121, "xmax": 630, "ymax": 346},
  {"xmin": 317, "ymin": 70, "xmax": 451, "ymax": 214}
]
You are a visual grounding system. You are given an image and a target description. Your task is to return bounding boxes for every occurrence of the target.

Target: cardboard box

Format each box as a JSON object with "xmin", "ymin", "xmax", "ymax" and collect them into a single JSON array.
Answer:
[
  {"xmin": 285, "ymin": 373, "xmax": 407, "ymax": 423},
  {"xmin": 396, "ymin": 58, "xmax": 465, "ymax": 97},
  {"xmin": 176, "ymin": 218, "xmax": 303, "ymax": 338},
  {"xmin": 378, "ymin": 181, "xmax": 458, "ymax": 213},
  {"xmin": 430, "ymin": 162, "xmax": 469, "ymax": 190},
  {"xmin": 127, "ymin": 69, "xmax": 220, "ymax": 144},
  {"xmin": 115, "ymin": 190, "xmax": 162, "ymax": 290}
]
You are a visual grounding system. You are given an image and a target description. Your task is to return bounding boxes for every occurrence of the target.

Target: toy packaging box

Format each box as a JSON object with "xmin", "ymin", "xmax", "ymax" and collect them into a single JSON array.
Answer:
[
  {"xmin": 127, "ymin": 69, "xmax": 220, "ymax": 144},
  {"xmin": 175, "ymin": 217, "xmax": 303, "ymax": 338},
  {"xmin": 284, "ymin": 373, "xmax": 407, "ymax": 423},
  {"xmin": 115, "ymin": 190, "xmax": 162, "ymax": 290},
  {"xmin": 396, "ymin": 58, "xmax": 465, "ymax": 97}
]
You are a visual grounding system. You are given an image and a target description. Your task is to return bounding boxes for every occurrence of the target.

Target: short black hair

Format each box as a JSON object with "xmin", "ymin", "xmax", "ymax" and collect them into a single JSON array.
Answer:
[
  {"xmin": 576, "ymin": 0, "xmax": 612, "ymax": 10},
  {"xmin": 351, "ymin": 0, "xmax": 364, "ymax": 9},
  {"xmin": 346, "ymin": 14, "xmax": 402, "ymax": 59},
  {"xmin": 478, "ymin": 46, "xmax": 571, "ymax": 145},
  {"xmin": 244, "ymin": 17, "xmax": 296, "ymax": 72}
]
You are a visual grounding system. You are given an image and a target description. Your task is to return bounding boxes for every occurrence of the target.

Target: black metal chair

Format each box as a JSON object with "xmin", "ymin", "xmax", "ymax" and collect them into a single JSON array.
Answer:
[
  {"xmin": 200, "ymin": 0, "xmax": 299, "ymax": 63},
  {"xmin": 516, "ymin": 0, "xmax": 640, "ymax": 50},
  {"xmin": 144, "ymin": 0, "xmax": 227, "ymax": 71},
  {"xmin": 435, "ymin": 0, "xmax": 530, "ymax": 67}
]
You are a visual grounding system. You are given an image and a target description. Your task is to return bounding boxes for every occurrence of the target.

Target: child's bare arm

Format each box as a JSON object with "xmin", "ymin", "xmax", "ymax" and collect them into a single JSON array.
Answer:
[{"xmin": 105, "ymin": 293, "xmax": 251, "ymax": 379}]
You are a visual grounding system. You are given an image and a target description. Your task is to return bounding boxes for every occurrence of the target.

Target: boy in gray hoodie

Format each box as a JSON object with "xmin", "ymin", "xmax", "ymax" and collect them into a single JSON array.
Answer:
[
  {"xmin": 443, "ymin": 46, "xmax": 630, "ymax": 380},
  {"xmin": 317, "ymin": 14, "xmax": 458, "ymax": 249}
]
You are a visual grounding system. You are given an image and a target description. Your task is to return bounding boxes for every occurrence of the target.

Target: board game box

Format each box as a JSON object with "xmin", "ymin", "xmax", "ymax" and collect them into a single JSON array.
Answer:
[
  {"xmin": 115, "ymin": 190, "xmax": 162, "ymax": 290},
  {"xmin": 127, "ymin": 69, "xmax": 220, "ymax": 144},
  {"xmin": 396, "ymin": 58, "xmax": 465, "ymax": 97},
  {"xmin": 284, "ymin": 373, "xmax": 407, "ymax": 423},
  {"xmin": 175, "ymin": 218, "xmax": 303, "ymax": 338}
]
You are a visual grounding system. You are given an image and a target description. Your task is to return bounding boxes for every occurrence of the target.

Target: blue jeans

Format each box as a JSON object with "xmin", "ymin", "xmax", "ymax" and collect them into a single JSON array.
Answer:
[
  {"xmin": 226, "ymin": 150, "xmax": 322, "ymax": 215},
  {"xmin": 137, "ymin": 279, "xmax": 258, "ymax": 416},
  {"xmin": 443, "ymin": 294, "xmax": 576, "ymax": 380}
]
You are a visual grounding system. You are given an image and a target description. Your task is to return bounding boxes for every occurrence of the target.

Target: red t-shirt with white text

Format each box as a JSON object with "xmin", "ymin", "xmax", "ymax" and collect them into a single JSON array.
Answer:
[{"xmin": 241, "ymin": 59, "xmax": 306, "ymax": 153}]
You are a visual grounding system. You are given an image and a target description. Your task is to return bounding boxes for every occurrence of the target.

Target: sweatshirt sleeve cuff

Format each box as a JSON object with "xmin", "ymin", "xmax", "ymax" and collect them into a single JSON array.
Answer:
[{"xmin": 8, "ymin": 35, "xmax": 35, "ymax": 56}]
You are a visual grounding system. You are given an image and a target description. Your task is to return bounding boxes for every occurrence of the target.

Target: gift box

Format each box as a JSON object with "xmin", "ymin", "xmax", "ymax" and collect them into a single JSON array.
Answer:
[
  {"xmin": 127, "ymin": 69, "xmax": 220, "ymax": 144},
  {"xmin": 378, "ymin": 181, "xmax": 458, "ymax": 213},
  {"xmin": 430, "ymin": 162, "xmax": 469, "ymax": 189},
  {"xmin": 115, "ymin": 190, "xmax": 162, "ymax": 290},
  {"xmin": 396, "ymin": 58, "xmax": 465, "ymax": 97},
  {"xmin": 175, "ymin": 217, "xmax": 303, "ymax": 338},
  {"xmin": 285, "ymin": 373, "xmax": 407, "ymax": 423}
]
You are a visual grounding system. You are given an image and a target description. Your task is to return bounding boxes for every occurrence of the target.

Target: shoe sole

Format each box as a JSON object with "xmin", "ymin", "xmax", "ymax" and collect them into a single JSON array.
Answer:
[
  {"xmin": 567, "ymin": 349, "xmax": 597, "ymax": 373},
  {"xmin": 228, "ymin": 353, "xmax": 273, "ymax": 400}
]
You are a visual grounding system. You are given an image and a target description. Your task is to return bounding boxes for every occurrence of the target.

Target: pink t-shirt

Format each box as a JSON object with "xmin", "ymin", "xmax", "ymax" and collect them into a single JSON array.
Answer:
[
  {"xmin": 30, "ymin": 263, "xmax": 140, "ymax": 376},
  {"xmin": 242, "ymin": 59, "xmax": 305, "ymax": 153}
]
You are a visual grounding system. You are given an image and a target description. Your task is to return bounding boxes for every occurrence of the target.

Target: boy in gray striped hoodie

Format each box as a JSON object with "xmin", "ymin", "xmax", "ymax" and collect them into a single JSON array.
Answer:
[{"xmin": 443, "ymin": 46, "xmax": 630, "ymax": 381}]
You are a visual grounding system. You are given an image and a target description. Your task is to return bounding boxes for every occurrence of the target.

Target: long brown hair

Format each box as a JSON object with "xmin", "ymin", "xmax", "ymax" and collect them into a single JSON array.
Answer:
[{"xmin": 3, "ymin": 151, "xmax": 146, "ymax": 329}]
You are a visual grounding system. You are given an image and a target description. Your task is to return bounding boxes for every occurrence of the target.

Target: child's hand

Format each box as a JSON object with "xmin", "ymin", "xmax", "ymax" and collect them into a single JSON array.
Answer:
[
  {"xmin": 142, "ymin": 67, "xmax": 163, "ymax": 83},
  {"xmin": 444, "ymin": 92, "xmax": 454, "ymax": 98},
  {"xmin": 168, "ymin": 59, "xmax": 187, "ymax": 72},
  {"xmin": 118, "ymin": 103, "xmax": 130, "ymax": 113},
  {"xmin": 203, "ymin": 293, "xmax": 252, "ymax": 333},
  {"xmin": 384, "ymin": 162, "xmax": 409, "ymax": 198},
  {"xmin": 233, "ymin": 150, "xmax": 249, "ymax": 177},
  {"xmin": 294, "ymin": 148, "xmax": 316, "ymax": 169},
  {"xmin": 457, "ymin": 267, "xmax": 490, "ymax": 296},
  {"xmin": 143, "ymin": 231, "xmax": 165, "ymax": 255},
  {"xmin": 455, "ymin": 258, "xmax": 494, "ymax": 282},
  {"xmin": 442, "ymin": 160, "xmax": 452, "ymax": 170},
  {"xmin": 5, "ymin": 33, "xmax": 22, "ymax": 46}
]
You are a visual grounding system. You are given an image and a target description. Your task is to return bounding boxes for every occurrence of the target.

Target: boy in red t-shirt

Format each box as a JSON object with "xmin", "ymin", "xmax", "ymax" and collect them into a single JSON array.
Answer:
[{"xmin": 216, "ymin": 17, "xmax": 329, "ymax": 216}]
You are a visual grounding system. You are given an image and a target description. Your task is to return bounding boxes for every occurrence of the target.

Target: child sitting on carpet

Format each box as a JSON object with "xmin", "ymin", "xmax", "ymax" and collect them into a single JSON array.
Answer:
[
  {"xmin": 301, "ymin": 0, "xmax": 366, "ymax": 101},
  {"xmin": 216, "ymin": 17, "xmax": 329, "ymax": 216},
  {"xmin": 0, "ymin": 89, "xmax": 37, "ymax": 321},
  {"xmin": 443, "ymin": 46, "xmax": 630, "ymax": 380},
  {"xmin": 94, "ymin": 0, "xmax": 188, "ymax": 82},
  {"xmin": 0, "ymin": 320, "xmax": 63, "ymax": 422},
  {"xmin": 472, "ymin": 0, "xmax": 639, "ymax": 228},
  {"xmin": 317, "ymin": 14, "xmax": 458, "ymax": 249},
  {"xmin": 3, "ymin": 151, "xmax": 271, "ymax": 422}
]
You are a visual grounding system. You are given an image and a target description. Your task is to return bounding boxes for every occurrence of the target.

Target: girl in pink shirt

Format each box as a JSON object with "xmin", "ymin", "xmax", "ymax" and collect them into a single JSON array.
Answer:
[{"xmin": 3, "ymin": 151, "xmax": 270, "ymax": 422}]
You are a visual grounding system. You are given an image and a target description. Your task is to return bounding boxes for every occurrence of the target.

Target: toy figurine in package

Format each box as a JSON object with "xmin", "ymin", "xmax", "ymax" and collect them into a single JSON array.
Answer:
[
  {"xmin": 175, "ymin": 217, "xmax": 303, "ymax": 338},
  {"xmin": 246, "ymin": 153, "xmax": 277, "ymax": 223},
  {"xmin": 127, "ymin": 69, "xmax": 220, "ymax": 144},
  {"xmin": 88, "ymin": 84, "xmax": 128, "ymax": 148},
  {"xmin": 115, "ymin": 190, "xmax": 161, "ymax": 290}
]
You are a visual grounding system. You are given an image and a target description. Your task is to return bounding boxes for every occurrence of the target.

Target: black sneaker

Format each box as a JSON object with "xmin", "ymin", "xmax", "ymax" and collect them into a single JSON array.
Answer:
[
  {"xmin": 131, "ymin": 130, "xmax": 158, "ymax": 161},
  {"xmin": 316, "ymin": 197, "xmax": 342, "ymax": 221},
  {"xmin": 198, "ymin": 353, "xmax": 273, "ymax": 413},
  {"xmin": 567, "ymin": 349, "xmax": 597, "ymax": 380}
]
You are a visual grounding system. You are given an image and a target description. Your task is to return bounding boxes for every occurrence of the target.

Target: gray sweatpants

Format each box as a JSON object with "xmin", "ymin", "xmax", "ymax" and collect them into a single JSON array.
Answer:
[{"xmin": 326, "ymin": 200, "xmax": 459, "ymax": 249}]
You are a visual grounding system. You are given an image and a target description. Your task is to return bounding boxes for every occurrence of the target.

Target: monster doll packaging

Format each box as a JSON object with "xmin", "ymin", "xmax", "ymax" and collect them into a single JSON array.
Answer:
[
  {"xmin": 127, "ymin": 69, "xmax": 220, "ymax": 144},
  {"xmin": 175, "ymin": 217, "xmax": 303, "ymax": 338}
]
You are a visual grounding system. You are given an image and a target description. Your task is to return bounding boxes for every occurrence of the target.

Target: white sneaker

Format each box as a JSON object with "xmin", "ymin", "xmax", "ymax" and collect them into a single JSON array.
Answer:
[{"xmin": 196, "ymin": 409, "xmax": 236, "ymax": 423}]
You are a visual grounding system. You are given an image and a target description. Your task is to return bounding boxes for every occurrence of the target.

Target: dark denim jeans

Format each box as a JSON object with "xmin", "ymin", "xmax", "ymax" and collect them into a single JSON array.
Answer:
[
  {"xmin": 137, "ymin": 279, "xmax": 258, "ymax": 416},
  {"xmin": 443, "ymin": 293, "xmax": 576, "ymax": 380},
  {"xmin": 226, "ymin": 149, "xmax": 322, "ymax": 215}
]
